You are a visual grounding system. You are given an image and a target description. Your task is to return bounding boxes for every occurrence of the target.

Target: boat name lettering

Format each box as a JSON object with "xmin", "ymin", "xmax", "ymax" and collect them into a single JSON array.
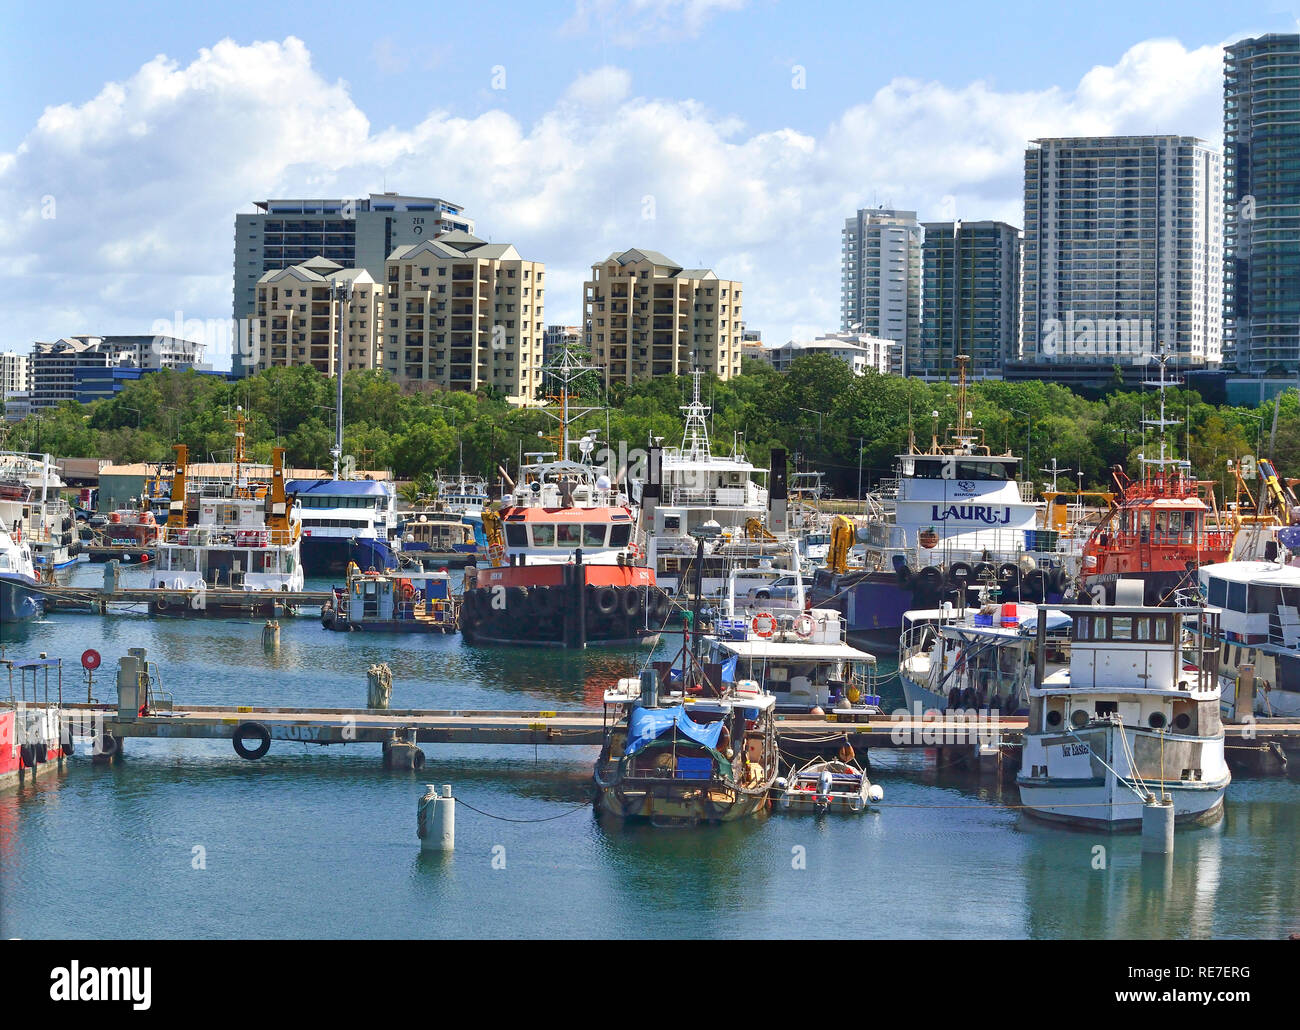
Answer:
[
  {"xmin": 929, "ymin": 504, "xmax": 1012, "ymax": 525},
  {"xmin": 1061, "ymin": 743, "xmax": 1090, "ymax": 757}
]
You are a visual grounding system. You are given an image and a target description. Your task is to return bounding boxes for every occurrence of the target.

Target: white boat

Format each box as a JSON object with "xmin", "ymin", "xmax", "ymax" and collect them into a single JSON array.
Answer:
[
  {"xmin": 1189, "ymin": 530, "xmax": 1300, "ymax": 719},
  {"xmin": 777, "ymin": 758, "xmax": 883, "ymax": 814},
  {"xmin": 706, "ymin": 570, "xmax": 883, "ymax": 715},
  {"xmin": 634, "ymin": 371, "xmax": 803, "ymax": 599},
  {"xmin": 0, "ymin": 451, "xmax": 82, "ymax": 574},
  {"xmin": 898, "ymin": 601, "xmax": 1069, "ymax": 716},
  {"xmin": 0, "ymin": 522, "xmax": 41, "ymax": 622},
  {"xmin": 141, "ymin": 411, "xmax": 304, "ymax": 602},
  {"xmin": 286, "ymin": 477, "xmax": 398, "ymax": 575},
  {"xmin": 1017, "ymin": 598, "xmax": 1230, "ymax": 829}
]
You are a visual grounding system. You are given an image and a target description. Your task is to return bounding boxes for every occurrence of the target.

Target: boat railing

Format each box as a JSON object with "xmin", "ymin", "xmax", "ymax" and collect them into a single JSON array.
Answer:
[{"xmin": 158, "ymin": 525, "xmax": 300, "ymax": 547}]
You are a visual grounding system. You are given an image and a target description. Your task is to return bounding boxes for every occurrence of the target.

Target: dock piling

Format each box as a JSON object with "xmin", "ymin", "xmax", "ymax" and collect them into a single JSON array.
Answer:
[
  {"xmin": 1141, "ymin": 797, "xmax": 1175, "ymax": 854},
  {"xmin": 418, "ymin": 783, "xmax": 455, "ymax": 851}
]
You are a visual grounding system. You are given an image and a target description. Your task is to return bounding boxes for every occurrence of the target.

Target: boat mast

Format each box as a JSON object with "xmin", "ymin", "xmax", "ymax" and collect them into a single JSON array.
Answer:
[{"xmin": 1140, "ymin": 352, "xmax": 1183, "ymax": 485}]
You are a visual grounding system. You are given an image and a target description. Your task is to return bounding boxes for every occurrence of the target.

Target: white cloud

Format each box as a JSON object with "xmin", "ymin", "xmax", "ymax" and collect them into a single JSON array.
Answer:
[{"xmin": 0, "ymin": 35, "xmax": 1226, "ymax": 361}]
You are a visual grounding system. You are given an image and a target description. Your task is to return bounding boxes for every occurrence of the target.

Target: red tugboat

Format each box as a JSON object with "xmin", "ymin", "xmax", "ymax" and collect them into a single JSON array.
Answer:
[
  {"xmin": 1080, "ymin": 356, "xmax": 1232, "ymax": 605},
  {"xmin": 458, "ymin": 350, "xmax": 669, "ymax": 648}
]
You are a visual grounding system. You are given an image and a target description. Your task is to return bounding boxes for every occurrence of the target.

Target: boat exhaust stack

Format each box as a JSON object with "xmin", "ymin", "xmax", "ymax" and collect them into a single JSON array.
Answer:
[{"xmin": 768, "ymin": 448, "xmax": 788, "ymax": 535}]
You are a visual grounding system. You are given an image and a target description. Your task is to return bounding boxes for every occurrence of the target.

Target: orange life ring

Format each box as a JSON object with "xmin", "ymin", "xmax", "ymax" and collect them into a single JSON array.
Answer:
[
  {"xmin": 793, "ymin": 613, "xmax": 814, "ymax": 639},
  {"xmin": 400, "ymin": 582, "xmax": 415, "ymax": 600},
  {"xmin": 751, "ymin": 611, "xmax": 777, "ymax": 638}
]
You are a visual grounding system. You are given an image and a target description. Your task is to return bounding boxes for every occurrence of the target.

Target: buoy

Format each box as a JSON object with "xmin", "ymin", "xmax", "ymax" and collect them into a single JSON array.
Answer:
[
  {"xmin": 1141, "ymin": 797, "xmax": 1175, "ymax": 854},
  {"xmin": 418, "ymin": 783, "xmax": 455, "ymax": 852}
]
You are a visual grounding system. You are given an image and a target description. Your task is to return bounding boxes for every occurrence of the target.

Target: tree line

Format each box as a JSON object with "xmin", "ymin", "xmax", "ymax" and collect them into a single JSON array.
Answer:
[{"xmin": 4, "ymin": 356, "xmax": 1295, "ymax": 500}]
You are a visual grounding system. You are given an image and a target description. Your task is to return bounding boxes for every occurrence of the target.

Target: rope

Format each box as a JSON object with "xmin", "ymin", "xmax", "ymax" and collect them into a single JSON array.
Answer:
[{"xmin": 453, "ymin": 797, "xmax": 593, "ymax": 823}]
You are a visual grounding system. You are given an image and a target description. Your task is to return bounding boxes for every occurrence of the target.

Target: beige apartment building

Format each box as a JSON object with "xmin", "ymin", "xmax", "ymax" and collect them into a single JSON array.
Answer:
[
  {"xmin": 382, "ymin": 232, "xmax": 544, "ymax": 402},
  {"xmin": 253, "ymin": 257, "xmax": 384, "ymax": 374},
  {"xmin": 584, "ymin": 249, "xmax": 743, "ymax": 386}
]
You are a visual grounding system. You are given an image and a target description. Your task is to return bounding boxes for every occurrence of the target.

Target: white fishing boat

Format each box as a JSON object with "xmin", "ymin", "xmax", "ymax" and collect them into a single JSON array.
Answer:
[
  {"xmin": 776, "ymin": 758, "xmax": 883, "ymax": 814},
  {"xmin": 0, "ymin": 522, "xmax": 41, "ymax": 623},
  {"xmin": 1187, "ymin": 526, "xmax": 1300, "ymax": 719},
  {"xmin": 0, "ymin": 451, "xmax": 82, "ymax": 574},
  {"xmin": 1017, "ymin": 594, "xmax": 1230, "ymax": 829},
  {"xmin": 141, "ymin": 410, "xmax": 304, "ymax": 605},
  {"xmin": 898, "ymin": 601, "xmax": 1069, "ymax": 716}
]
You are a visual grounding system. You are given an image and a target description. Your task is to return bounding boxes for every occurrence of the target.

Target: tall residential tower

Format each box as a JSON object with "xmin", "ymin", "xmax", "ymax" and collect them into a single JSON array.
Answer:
[{"xmin": 840, "ymin": 209, "xmax": 922, "ymax": 375}]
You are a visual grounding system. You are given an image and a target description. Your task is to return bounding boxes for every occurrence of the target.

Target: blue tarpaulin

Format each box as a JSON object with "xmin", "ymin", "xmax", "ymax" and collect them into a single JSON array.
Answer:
[{"xmin": 624, "ymin": 705, "xmax": 726, "ymax": 757}]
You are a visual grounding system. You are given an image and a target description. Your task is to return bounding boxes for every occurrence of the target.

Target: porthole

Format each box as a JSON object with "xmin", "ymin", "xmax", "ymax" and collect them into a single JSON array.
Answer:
[
  {"xmin": 1071, "ymin": 709, "xmax": 1089, "ymax": 729},
  {"xmin": 1148, "ymin": 712, "xmax": 1167, "ymax": 730},
  {"xmin": 1173, "ymin": 713, "xmax": 1191, "ymax": 731},
  {"xmin": 1046, "ymin": 710, "xmax": 1063, "ymax": 728}
]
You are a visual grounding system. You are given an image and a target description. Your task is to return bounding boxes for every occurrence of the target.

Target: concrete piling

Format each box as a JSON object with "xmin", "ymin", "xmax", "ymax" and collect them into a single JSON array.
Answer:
[
  {"xmin": 418, "ymin": 783, "xmax": 455, "ymax": 852},
  {"xmin": 1141, "ymin": 797, "xmax": 1175, "ymax": 854},
  {"xmin": 383, "ymin": 731, "xmax": 423, "ymax": 769},
  {"xmin": 367, "ymin": 663, "xmax": 393, "ymax": 710},
  {"xmin": 262, "ymin": 619, "xmax": 280, "ymax": 649}
]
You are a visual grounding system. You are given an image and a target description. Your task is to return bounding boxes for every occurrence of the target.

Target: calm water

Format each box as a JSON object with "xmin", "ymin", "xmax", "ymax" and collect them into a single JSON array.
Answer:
[{"xmin": 1, "ymin": 566, "xmax": 1297, "ymax": 939}]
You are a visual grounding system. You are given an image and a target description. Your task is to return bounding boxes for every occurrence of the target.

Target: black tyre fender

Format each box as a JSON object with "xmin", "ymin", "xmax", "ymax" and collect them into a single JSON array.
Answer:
[
  {"xmin": 895, "ymin": 565, "xmax": 914, "ymax": 588},
  {"xmin": 232, "ymin": 722, "xmax": 272, "ymax": 761},
  {"xmin": 918, "ymin": 566, "xmax": 943, "ymax": 589},
  {"xmin": 1049, "ymin": 565, "xmax": 1068, "ymax": 595},
  {"xmin": 946, "ymin": 561, "xmax": 973, "ymax": 587},
  {"xmin": 93, "ymin": 733, "xmax": 119, "ymax": 759},
  {"xmin": 594, "ymin": 585, "xmax": 620, "ymax": 616},
  {"xmin": 996, "ymin": 562, "xmax": 1020, "ymax": 588},
  {"xmin": 620, "ymin": 586, "xmax": 642, "ymax": 618},
  {"xmin": 1023, "ymin": 569, "xmax": 1046, "ymax": 599},
  {"xmin": 506, "ymin": 585, "xmax": 528, "ymax": 610}
]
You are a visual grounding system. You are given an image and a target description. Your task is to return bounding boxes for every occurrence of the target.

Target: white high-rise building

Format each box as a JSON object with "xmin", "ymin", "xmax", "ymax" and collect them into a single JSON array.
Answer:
[
  {"xmin": 840, "ymin": 209, "xmax": 922, "ymax": 375},
  {"xmin": 1, "ymin": 351, "xmax": 31, "ymax": 422},
  {"xmin": 1018, "ymin": 136, "xmax": 1222, "ymax": 381}
]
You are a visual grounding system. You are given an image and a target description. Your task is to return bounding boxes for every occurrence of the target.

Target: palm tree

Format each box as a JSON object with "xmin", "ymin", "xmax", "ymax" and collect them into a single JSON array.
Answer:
[{"xmin": 398, "ymin": 481, "xmax": 423, "ymax": 508}]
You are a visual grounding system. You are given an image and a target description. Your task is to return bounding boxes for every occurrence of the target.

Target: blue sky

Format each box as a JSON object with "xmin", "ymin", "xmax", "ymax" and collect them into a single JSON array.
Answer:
[{"xmin": 2, "ymin": 0, "xmax": 1297, "ymax": 365}]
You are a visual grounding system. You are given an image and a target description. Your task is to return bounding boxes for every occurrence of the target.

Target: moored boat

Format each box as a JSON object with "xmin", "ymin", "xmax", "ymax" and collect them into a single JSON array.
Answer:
[
  {"xmin": 322, "ymin": 564, "xmax": 456, "ymax": 633},
  {"xmin": 776, "ymin": 757, "xmax": 883, "ymax": 814},
  {"xmin": 1017, "ymin": 596, "xmax": 1230, "ymax": 829}
]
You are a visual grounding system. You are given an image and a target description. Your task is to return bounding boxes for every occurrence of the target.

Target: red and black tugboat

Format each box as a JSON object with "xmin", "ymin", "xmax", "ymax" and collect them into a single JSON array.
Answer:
[
  {"xmin": 458, "ymin": 351, "xmax": 669, "ymax": 648},
  {"xmin": 1079, "ymin": 355, "xmax": 1232, "ymax": 605}
]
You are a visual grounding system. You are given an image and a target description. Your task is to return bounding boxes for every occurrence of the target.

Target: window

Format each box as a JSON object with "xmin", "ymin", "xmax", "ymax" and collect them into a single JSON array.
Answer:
[
  {"xmin": 531, "ymin": 525, "xmax": 555, "ymax": 547},
  {"xmin": 556, "ymin": 524, "xmax": 582, "ymax": 546},
  {"xmin": 505, "ymin": 524, "xmax": 528, "ymax": 547},
  {"xmin": 583, "ymin": 525, "xmax": 607, "ymax": 547},
  {"xmin": 609, "ymin": 524, "xmax": 632, "ymax": 547}
]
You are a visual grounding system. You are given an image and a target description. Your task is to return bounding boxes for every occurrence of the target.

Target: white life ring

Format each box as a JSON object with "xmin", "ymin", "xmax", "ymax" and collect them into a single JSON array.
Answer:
[
  {"xmin": 751, "ymin": 611, "xmax": 777, "ymax": 638},
  {"xmin": 793, "ymin": 613, "xmax": 815, "ymax": 639}
]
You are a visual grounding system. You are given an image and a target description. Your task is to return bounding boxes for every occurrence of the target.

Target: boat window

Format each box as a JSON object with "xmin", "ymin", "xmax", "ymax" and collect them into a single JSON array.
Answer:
[
  {"xmin": 531, "ymin": 525, "xmax": 555, "ymax": 546},
  {"xmin": 1111, "ymin": 616, "xmax": 1133, "ymax": 640},
  {"xmin": 505, "ymin": 524, "xmax": 527, "ymax": 547},
  {"xmin": 1227, "ymin": 581, "xmax": 1247, "ymax": 612},
  {"xmin": 1153, "ymin": 617, "xmax": 1170, "ymax": 642},
  {"xmin": 609, "ymin": 524, "xmax": 632, "ymax": 547},
  {"xmin": 1248, "ymin": 585, "xmax": 1282, "ymax": 614},
  {"xmin": 556, "ymin": 524, "xmax": 582, "ymax": 546},
  {"xmin": 583, "ymin": 524, "xmax": 607, "ymax": 547},
  {"xmin": 1135, "ymin": 617, "xmax": 1151, "ymax": 641},
  {"xmin": 1075, "ymin": 616, "xmax": 1091, "ymax": 640},
  {"xmin": 1207, "ymin": 576, "xmax": 1227, "ymax": 607}
]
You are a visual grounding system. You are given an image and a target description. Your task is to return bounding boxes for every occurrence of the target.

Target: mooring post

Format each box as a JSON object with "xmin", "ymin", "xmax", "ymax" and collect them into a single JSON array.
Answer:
[
  {"xmin": 418, "ymin": 783, "xmax": 455, "ymax": 851},
  {"xmin": 1141, "ymin": 797, "xmax": 1174, "ymax": 854}
]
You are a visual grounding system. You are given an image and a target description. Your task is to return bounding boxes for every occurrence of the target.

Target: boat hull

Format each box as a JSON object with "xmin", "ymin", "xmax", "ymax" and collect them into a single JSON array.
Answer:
[
  {"xmin": 1016, "ymin": 777, "xmax": 1228, "ymax": 830},
  {"xmin": 595, "ymin": 780, "xmax": 769, "ymax": 823},
  {"xmin": 300, "ymin": 535, "xmax": 396, "ymax": 576},
  {"xmin": 0, "ymin": 574, "xmax": 43, "ymax": 623}
]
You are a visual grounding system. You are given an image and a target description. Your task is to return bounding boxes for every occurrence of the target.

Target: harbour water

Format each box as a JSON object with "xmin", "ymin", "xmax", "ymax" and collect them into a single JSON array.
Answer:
[{"xmin": 2, "ymin": 570, "xmax": 1298, "ymax": 939}]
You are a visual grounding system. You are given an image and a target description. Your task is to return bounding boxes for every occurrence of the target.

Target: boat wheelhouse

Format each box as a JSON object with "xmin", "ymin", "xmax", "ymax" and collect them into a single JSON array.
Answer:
[
  {"xmin": 399, "ymin": 510, "xmax": 479, "ymax": 566},
  {"xmin": 1017, "ymin": 601, "xmax": 1230, "ymax": 829},
  {"xmin": 1191, "ymin": 543, "xmax": 1300, "ymax": 719},
  {"xmin": 322, "ymin": 564, "xmax": 456, "ymax": 633},
  {"xmin": 1080, "ymin": 357, "xmax": 1232, "ymax": 605},
  {"xmin": 286, "ymin": 478, "xmax": 398, "ymax": 575},
  {"xmin": 810, "ymin": 356, "xmax": 1071, "ymax": 640},
  {"xmin": 0, "ymin": 522, "xmax": 41, "ymax": 623}
]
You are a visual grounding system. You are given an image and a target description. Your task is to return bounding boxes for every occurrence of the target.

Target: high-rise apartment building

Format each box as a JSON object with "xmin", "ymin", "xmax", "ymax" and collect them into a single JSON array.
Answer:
[
  {"xmin": 1224, "ymin": 34, "xmax": 1300, "ymax": 378},
  {"xmin": 584, "ymin": 250, "xmax": 743, "ymax": 386},
  {"xmin": 919, "ymin": 220, "xmax": 1021, "ymax": 379},
  {"xmin": 543, "ymin": 324, "xmax": 582, "ymax": 367},
  {"xmin": 252, "ymin": 257, "xmax": 385, "ymax": 375},
  {"xmin": 233, "ymin": 193, "xmax": 473, "ymax": 376},
  {"xmin": 382, "ymin": 232, "xmax": 544, "ymax": 403},
  {"xmin": 1018, "ymin": 136, "xmax": 1222, "ymax": 382},
  {"xmin": 840, "ymin": 209, "xmax": 922, "ymax": 375}
]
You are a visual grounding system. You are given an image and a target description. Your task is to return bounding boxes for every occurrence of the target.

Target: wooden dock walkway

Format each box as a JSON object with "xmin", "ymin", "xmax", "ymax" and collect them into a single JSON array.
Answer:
[
  {"xmin": 31, "ymin": 583, "xmax": 334, "ymax": 615},
  {"xmin": 55, "ymin": 702, "xmax": 1300, "ymax": 767}
]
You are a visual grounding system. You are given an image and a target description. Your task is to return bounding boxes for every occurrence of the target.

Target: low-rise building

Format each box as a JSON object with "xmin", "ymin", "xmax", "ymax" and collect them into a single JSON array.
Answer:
[{"xmin": 758, "ymin": 332, "xmax": 893, "ymax": 375}]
